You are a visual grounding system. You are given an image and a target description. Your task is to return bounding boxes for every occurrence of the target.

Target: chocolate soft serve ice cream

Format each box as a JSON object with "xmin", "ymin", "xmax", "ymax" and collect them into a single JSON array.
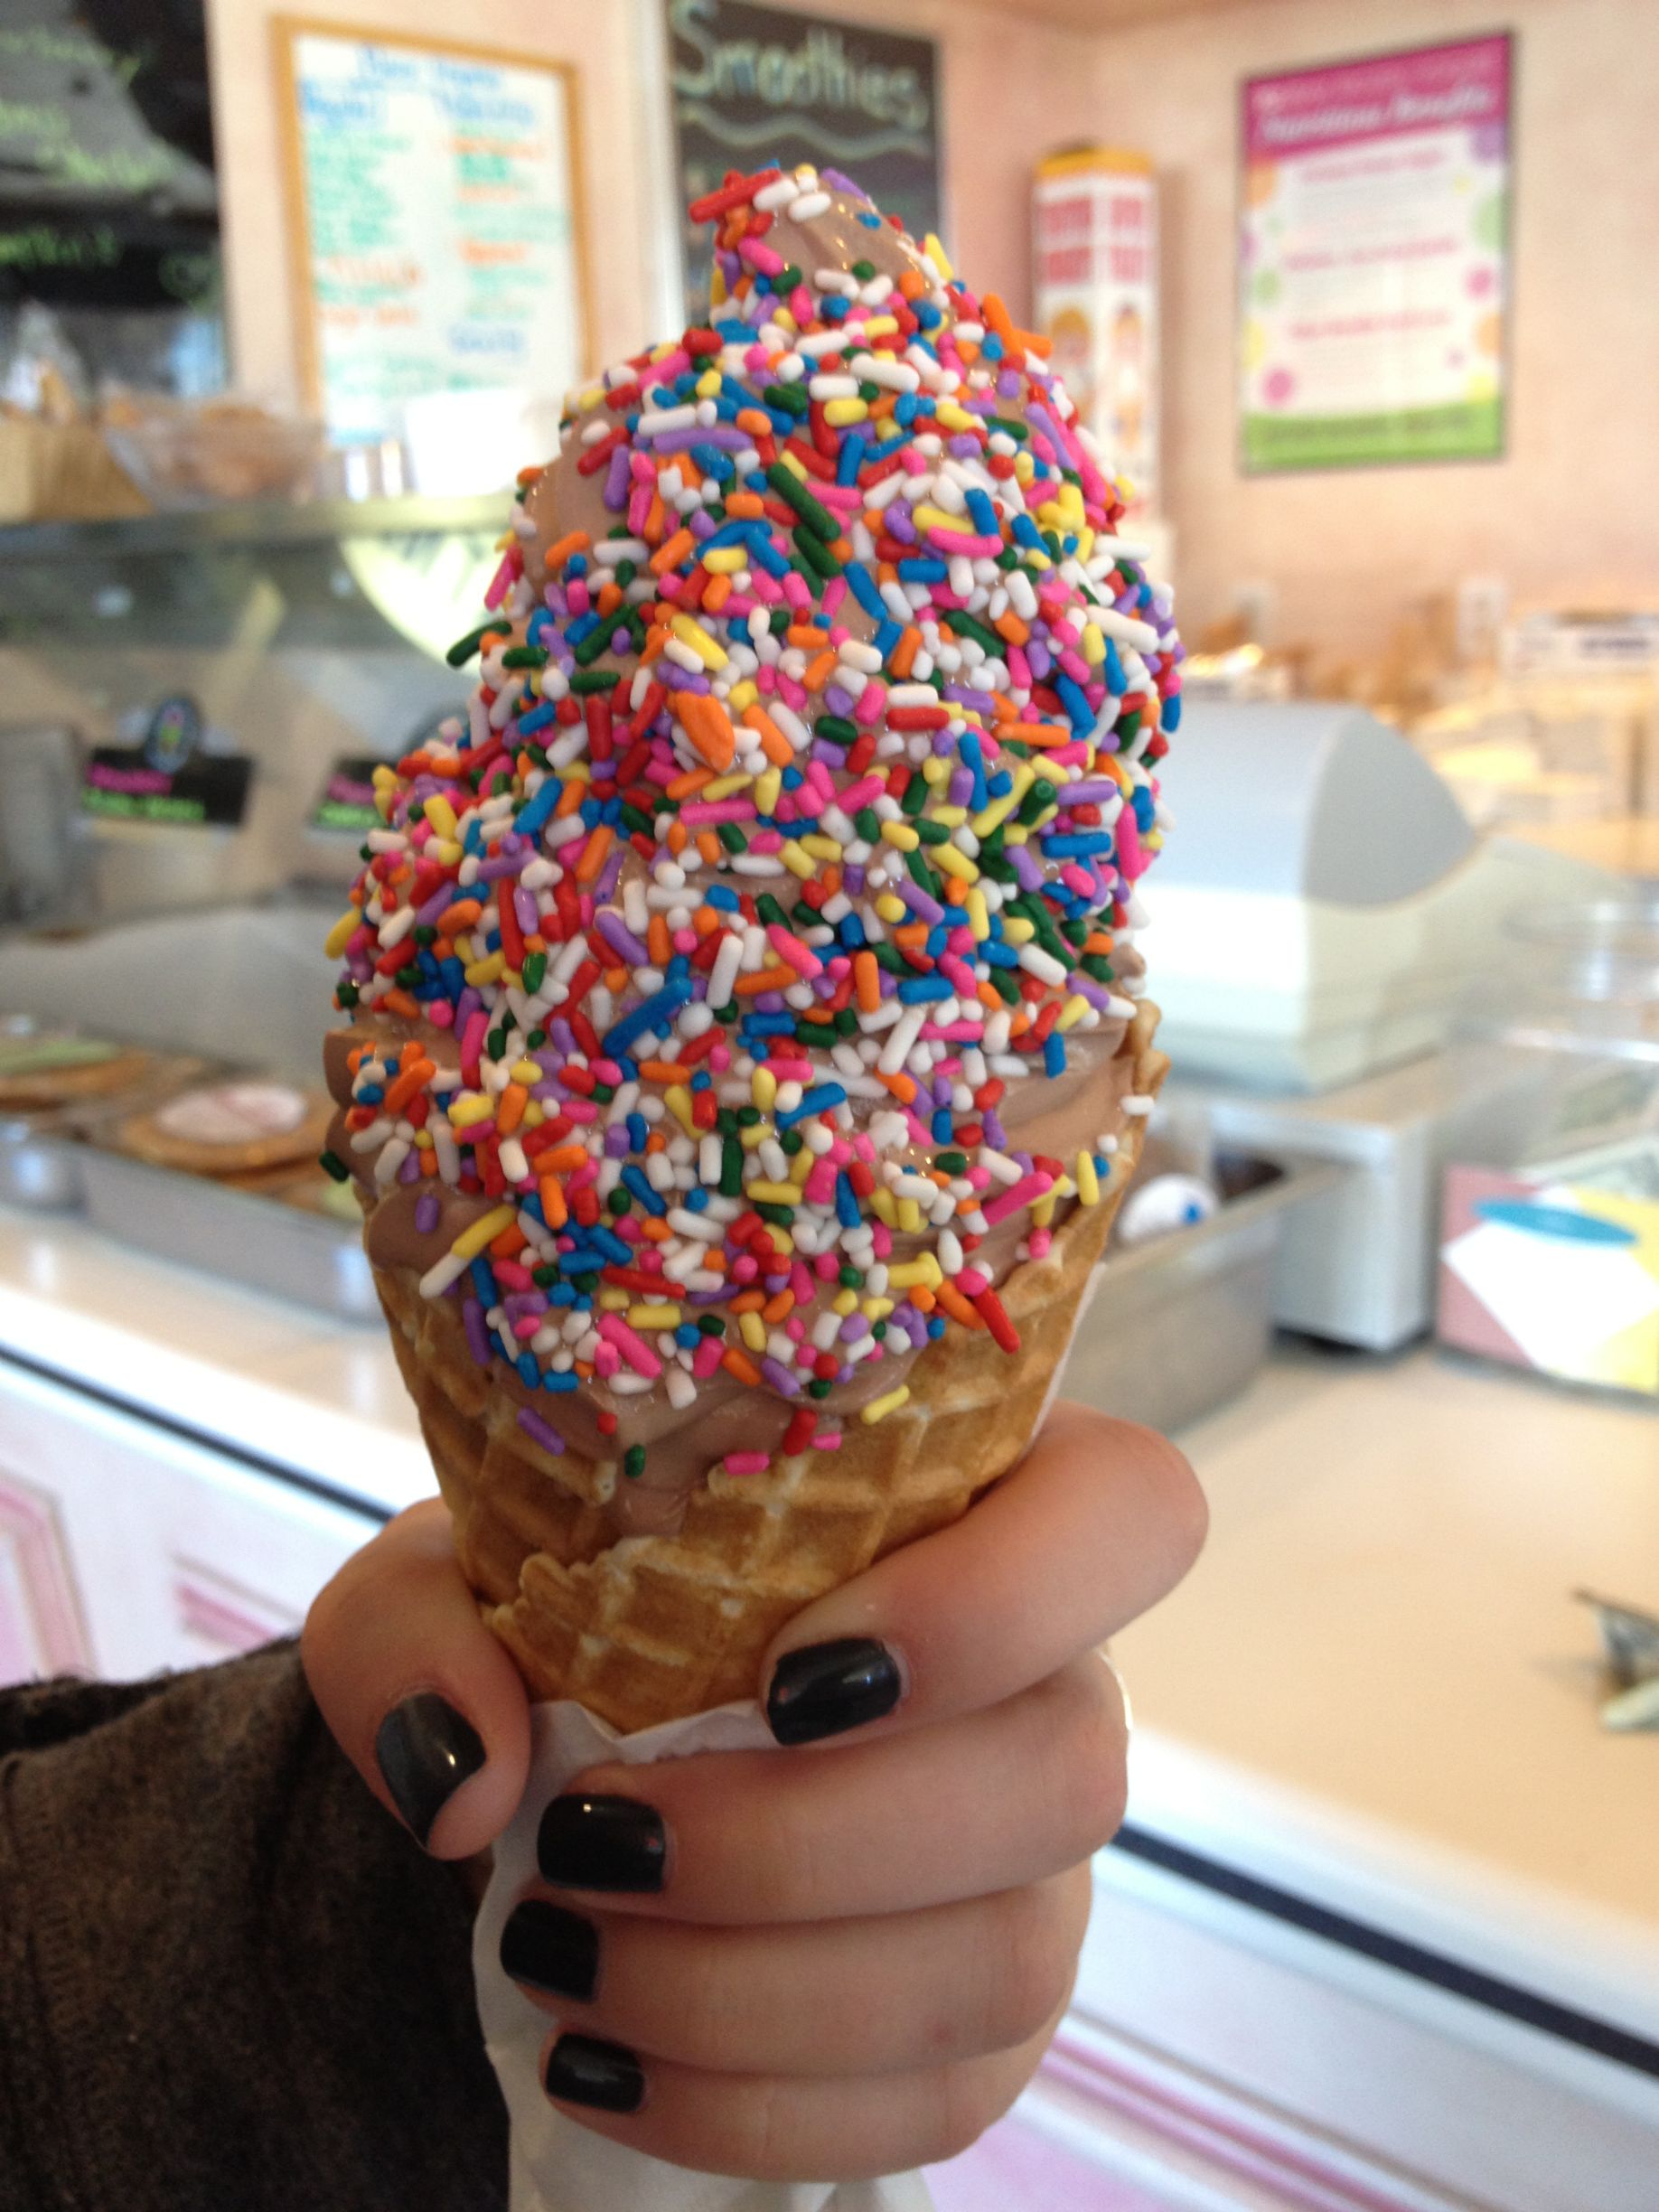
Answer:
[{"xmin": 323, "ymin": 165, "xmax": 1181, "ymax": 1726}]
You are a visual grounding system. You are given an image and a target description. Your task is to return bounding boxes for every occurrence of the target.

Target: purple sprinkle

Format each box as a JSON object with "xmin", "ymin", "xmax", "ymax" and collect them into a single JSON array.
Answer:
[
  {"xmin": 824, "ymin": 685, "xmax": 856, "ymax": 717},
  {"xmin": 839, "ymin": 1312, "xmax": 869, "ymax": 1342},
  {"xmin": 415, "ymin": 1192, "xmax": 440, "ymax": 1235},
  {"xmin": 517, "ymin": 1405, "xmax": 567, "ymax": 1455},
  {"xmin": 597, "ymin": 911, "xmax": 650, "ymax": 964},
  {"xmin": 462, "ymin": 1298, "xmax": 492, "ymax": 1368},
  {"xmin": 760, "ymin": 1355, "xmax": 801, "ymax": 1396},
  {"xmin": 603, "ymin": 445, "xmax": 631, "ymax": 509}
]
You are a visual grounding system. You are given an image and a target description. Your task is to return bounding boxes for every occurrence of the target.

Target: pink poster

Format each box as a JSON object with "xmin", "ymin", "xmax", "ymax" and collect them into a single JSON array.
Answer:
[{"xmin": 1240, "ymin": 36, "xmax": 1512, "ymax": 472}]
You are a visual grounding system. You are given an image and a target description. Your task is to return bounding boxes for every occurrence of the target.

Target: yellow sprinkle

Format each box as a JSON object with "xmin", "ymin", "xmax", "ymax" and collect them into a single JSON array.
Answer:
[
  {"xmin": 823, "ymin": 398, "xmax": 869, "ymax": 426},
  {"xmin": 966, "ymin": 889, "xmax": 990, "ymax": 941},
  {"xmin": 464, "ymin": 952, "xmax": 506, "ymax": 987},
  {"xmin": 880, "ymin": 820, "xmax": 920, "ymax": 851},
  {"xmin": 874, "ymin": 895, "xmax": 906, "ymax": 923},
  {"xmin": 596, "ymin": 1286, "xmax": 629, "ymax": 1310},
  {"xmin": 869, "ymin": 1188, "xmax": 898, "ymax": 1227},
  {"xmin": 1081, "ymin": 624, "xmax": 1107, "ymax": 667},
  {"xmin": 630, "ymin": 1303, "xmax": 682, "ymax": 1330},
  {"xmin": 862, "ymin": 314, "xmax": 900, "ymax": 337},
  {"xmin": 895, "ymin": 1197, "xmax": 923, "ymax": 1233},
  {"xmin": 745, "ymin": 1180, "xmax": 800, "ymax": 1205},
  {"xmin": 324, "ymin": 909, "xmax": 360, "ymax": 959},
  {"xmin": 862, "ymin": 1296, "xmax": 895, "ymax": 1321},
  {"xmin": 777, "ymin": 449, "xmax": 809, "ymax": 483},
  {"xmin": 912, "ymin": 504, "xmax": 975, "ymax": 536},
  {"xmin": 831, "ymin": 1289, "xmax": 858, "ymax": 1316},
  {"xmin": 886, "ymin": 1256, "xmax": 942, "ymax": 1289},
  {"xmin": 800, "ymin": 834, "xmax": 842, "ymax": 860},
  {"xmin": 923, "ymin": 233, "xmax": 954, "ymax": 279},
  {"xmin": 1031, "ymin": 1193, "xmax": 1059, "ymax": 1230},
  {"xmin": 449, "ymin": 1204, "xmax": 516, "ymax": 1260},
  {"xmin": 935, "ymin": 401, "xmax": 976, "ymax": 434},
  {"xmin": 670, "ymin": 613, "xmax": 727, "ymax": 670},
  {"xmin": 425, "ymin": 795, "xmax": 458, "ymax": 840},
  {"xmin": 522, "ymin": 1101, "xmax": 545, "ymax": 1128},
  {"xmin": 1077, "ymin": 1149, "xmax": 1101, "ymax": 1205},
  {"xmin": 726, "ymin": 680, "xmax": 759, "ymax": 713},
  {"xmin": 694, "ymin": 367, "xmax": 721, "ymax": 398},
  {"xmin": 931, "ymin": 843, "xmax": 979, "ymax": 884},
  {"xmin": 664, "ymin": 1083, "xmax": 696, "ymax": 1136},
  {"xmin": 921, "ymin": 755, "xmax": 951, "ymax": 785},
  {"xmin": 861, "ymin": 1384, "xmax": 912, "ymax": 1426},
  {"xmin": 752, "ymin": 1066, "xmax": 778, "ymax": 1111},
  {"xmin": 1055, "ymin": 994, "xmax": 1092, "ymax": 1034},
  {"xmin": 932, "ymin": 804, "xmax": 968, "ymax": 828},
  {"xmin": 510, "ymin": 1058, "xmax": 541, "ymax": 1083},
  {"xmin": 1002, "ymin": 915, "xmax": 1036, "ymax": 944},
  {"xmin": 703, "ymin": 546, "xmax": 747, "ymax": 575},
  {"xmin": 755, "ymin": 768, "xmax": 783, "ymax": 815},
  {"xmin": 739, "ymin": 1310, "xmax": 768, "ymax": 1352},
  {"xmin": 791, "ymin": 1148, "xmax": 813, "ymax": 1186},
  {"xmin": 703, "ymin": 771, "xmax": 753, "ymax": 800},
  {"xmin": 740, "ymin": 1122, "xmax": 768, "ymax": 1150},
  {"xmin": 780, "ymin": 839, "xmax": 816, "ymax": 879},
  {"xmin": 446, "ymin": 1093, "xmax": 493, "ymax": 1127}
]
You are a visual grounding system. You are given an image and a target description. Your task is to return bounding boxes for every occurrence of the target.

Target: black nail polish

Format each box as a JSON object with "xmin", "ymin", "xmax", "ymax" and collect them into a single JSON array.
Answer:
[
  {"xmin": 766, "ymin": 1636, "xmax": 902, "ymax": 1745},
  {"xmin": 538, "ymin": 1794, "xmax": 667, "ymax": 1892},
  {"xmin": 374, "ymin": 1693, "xmax": 484, "ymax": 1846},
  {"xmin": 501, "ymin": 1900, "xmax": 599, "ymax": 2002},
  {"xmin": 546, "ymin": 2032, "xmax": 644, "ymax": 2113}
]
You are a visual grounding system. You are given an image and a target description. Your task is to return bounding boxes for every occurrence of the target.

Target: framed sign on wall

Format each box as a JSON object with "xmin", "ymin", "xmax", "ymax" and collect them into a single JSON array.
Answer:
[
  {"xmin": 273, "ymin": 20, "xmax": 591, "ymax": 444},
  {"xmin": 664, "ymin": 0, "xmax": 942, "ymax": 325},
  {"xmin": 1240, "ymin": 34, "xmax": 1513, "ymax": 473}
]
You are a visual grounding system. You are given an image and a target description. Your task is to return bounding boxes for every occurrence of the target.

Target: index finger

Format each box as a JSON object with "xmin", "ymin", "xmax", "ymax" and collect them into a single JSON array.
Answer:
[{"xmin": 760, "ymin": 1401, "xmax": 1205, "ymax": 1746}]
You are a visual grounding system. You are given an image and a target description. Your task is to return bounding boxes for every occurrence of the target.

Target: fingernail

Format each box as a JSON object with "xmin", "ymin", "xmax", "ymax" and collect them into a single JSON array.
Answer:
[
  {"xmin": 501, "ymin": 1900, "xmax": 599, "ymax": 2002},
  {"xmin": 545, "ymin": 2032, "xmax": 644, "ymax": 2114},
  {"xmin": 766, "ymin": 1636, "xmax": 903, "ymax": 1745},
  {"xmin": 539, "ymin": 1794, "xmax": 667, "ymax": 1892},
  {"xmin": 374, "ymin": 1693, "xmax": 484, "ymax": 1846}
]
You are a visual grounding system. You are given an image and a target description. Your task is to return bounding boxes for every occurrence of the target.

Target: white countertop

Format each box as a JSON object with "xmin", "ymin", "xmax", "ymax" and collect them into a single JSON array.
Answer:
[{"xmin": 4, "ymin": 1198, "xmax": 1656, "ymax": 2040}]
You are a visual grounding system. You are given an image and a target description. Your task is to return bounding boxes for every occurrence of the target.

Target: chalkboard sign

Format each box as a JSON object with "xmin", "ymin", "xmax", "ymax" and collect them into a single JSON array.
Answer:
[
  {"xmin": 0, "ymin": 1, "xmax": 219, "ymax": 313},
  {"xmin": 274, "ymin": 21, "xmax": 591, "ymax": 445},
  {"xmin": 666, "ymin": 0, "xmax": 942, "ymax": 323}
]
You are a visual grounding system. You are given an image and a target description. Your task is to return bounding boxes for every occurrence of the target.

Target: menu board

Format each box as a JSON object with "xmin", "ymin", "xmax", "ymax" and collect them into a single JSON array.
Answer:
[
  {"xmin": 666, "ymin": 0, "xmax": 942, "ymax": 324},
  {"xmin": 1240, "ymin": 35, "xmax": 1513, "ymax": 473},
  {"xmin": 275, "ymin": 22, "xmax": 589, "ymax": 444},
  {"xmin": 0, "ymin": 2, "xmax": 219, "ymax": 313}
]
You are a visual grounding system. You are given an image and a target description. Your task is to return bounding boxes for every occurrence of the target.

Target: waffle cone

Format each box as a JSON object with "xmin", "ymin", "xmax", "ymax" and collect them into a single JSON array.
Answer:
[{"xmin": 376, "ymin": 1007, "xmax": 1166, "ymax": 1729}]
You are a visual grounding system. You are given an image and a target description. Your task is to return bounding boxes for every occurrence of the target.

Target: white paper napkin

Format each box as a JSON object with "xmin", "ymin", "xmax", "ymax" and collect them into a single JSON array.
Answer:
[{"xmin": 473, "ymin": 1699, "xmax": 936, "ymax": 2212}]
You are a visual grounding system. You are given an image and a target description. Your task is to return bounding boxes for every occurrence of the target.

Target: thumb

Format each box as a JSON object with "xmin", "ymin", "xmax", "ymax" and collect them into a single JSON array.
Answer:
[{"xmin": 302, "ymin": 1498, "xmax": 530, "ymax": 1858}]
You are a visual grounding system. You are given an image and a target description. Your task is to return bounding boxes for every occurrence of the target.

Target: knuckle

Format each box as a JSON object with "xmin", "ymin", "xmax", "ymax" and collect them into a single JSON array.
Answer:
[
  {"xmin": 985, "ymin": 1882, "xmax": 1082, "ymax": 2048},
  {"xmin": 928, "ymin": 2055, "xmax": 1025, "ymax": 2166},
  {"xmin": 1031, "ymin": 1661, "xmax": 1129, "ymax": 1860}
]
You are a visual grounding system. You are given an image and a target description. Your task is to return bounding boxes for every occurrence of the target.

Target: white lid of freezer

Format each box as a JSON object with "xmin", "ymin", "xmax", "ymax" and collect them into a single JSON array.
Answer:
[{"xmin": 1154, "ymin": 699, "xmax": 1475, "ymax": 905}]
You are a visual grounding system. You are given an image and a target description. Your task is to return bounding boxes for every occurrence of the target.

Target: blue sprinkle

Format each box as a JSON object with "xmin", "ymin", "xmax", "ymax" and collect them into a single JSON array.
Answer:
[
  {"xmin": 897, "ymin": 973, "xmax": 953, "ymax": 1003},
  {"xmin": 689, "ymin": 1068, "xmax": 712, "ymax": 1092},
  {"xmin": 620, "ymin": 1163, "xmax": 666, "ymax": 1215},
  {"xmin": 932, "ymin": 1106, "xmax": 952, "ymax": 1143},
  {"xmin": 1055, "ymin": 673, "xmax": 1095, "ymax": 736},
  {"xmin": 926, "ymin": 1315, "xmax": 947, "ymax": 1339},
  {"xmin": 1133, "ymin": 786, "xmax": 1156, "ymax": 831},
  {"xmin": 625, "ymin": 1111, "xmax": 648, "ymax": 1152},
  {"xmin": 1163, "ymin": 694, "xmax": 1182, "ymax": 732},
  {"xmin": 1045, "ymin": 833, "xmax": 1113, "ymax": 858},
  {"xmin": 591, "ymin": 1225, "xmax": 633, "ymax": 1265},
  {"xmin": 846, "ymin": 562, "xmax": 885, "ymax": 617},
  {"xmin": 897, "ymin": 557, "xmax": 949, "ymax": 583},
  {"xmin": 604, "ymin": 978, "xmax": 693, "ymax": 1057},
  {"xmin": 514, "ymin": 780, "xmax": 561, "ymax": 839},
  {"xmin": 836, "ymin": 432, "xmax": 867, "ymax": 487},
  {"xmin": 1044, "ymin": 1033, "xmax": 1066, "ymax": 1077},
  {"xmin": 675, "ymin": 1323, "xmax": 700, "ymax": 1349},
  {"xmin": 874, "ymin": 619, "xmax": 903, "ymax": 658},
  {"xmin": 516, "ymin": 699, "xmax": 559, "ymax": 736},
  {"xmin": 835, "ymin": 1173, "xmax": 861, "ymax": 1229},
  {"xmin": 706, "ymin": 884, "xmax": 741, "ymax": 910},
  {"xmin": 981, "ymin": 940, "xmax": 1019, "ymax": 969},
  {"xmin": 1012, "ymin": 514, "xmax": 1045, "ymax": 551},
  {"xmin": 356, "ymin": 1083, "xmax": 384, "ymax": 1104},
  {"xmin": 542, "ymin": 1370, "xmax": 580, "ymax": 1392},
  {"xmin": 516, "ymin": 1352, "xmax": 539, "ymax": 1389},
  {"xmin": 965, "ymin": 488, "xmax": 998, "ymax": 536},
  {"xmin": 685, "ymin": 1185, "xmax": 709, "ymax": 1210},
  {"xmin": 469, "ymin": 1258, "xmax": 497, "ymax": 1306},
  {"xmin": 778, "ymin": 1081, "xmax": 848, "ymax": 1128}
]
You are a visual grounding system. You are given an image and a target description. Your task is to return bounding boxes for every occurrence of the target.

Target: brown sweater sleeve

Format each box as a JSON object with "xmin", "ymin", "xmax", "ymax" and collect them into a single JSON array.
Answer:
[{"xmin": 0, "ymin": 1644, "xmax": 507, "ymax": 2212}]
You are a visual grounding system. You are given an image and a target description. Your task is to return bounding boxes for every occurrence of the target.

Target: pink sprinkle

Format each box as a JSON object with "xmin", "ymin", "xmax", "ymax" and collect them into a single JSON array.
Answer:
[
  {"xmin": 594, "ymin": 1342, "xmax": 622, "ymax": 1379},
  {"xmin": 691, "ymin": 1337, "xmax": 726, "ymax": 1378},
  {"xmin": 597, "ymin": 1312, "xmax": 661, "ymax": 1379},
  {"xmin": 981, "ymin": 1173, "xmax": 1053, "ymax": 1226},
  {"xmin": 768, "ymin": 923, "xmax": 822, "ymax": 977},
  {"xmin": 723, "ymin": 1451, "xmax": 770, "ymax": 1477}
]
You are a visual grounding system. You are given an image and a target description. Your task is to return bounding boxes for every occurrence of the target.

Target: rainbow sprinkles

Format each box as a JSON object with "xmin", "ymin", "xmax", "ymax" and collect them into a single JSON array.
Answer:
[{"xmin": 324, "ymin": 165, "xmax": 1182, "ymax": 1485}]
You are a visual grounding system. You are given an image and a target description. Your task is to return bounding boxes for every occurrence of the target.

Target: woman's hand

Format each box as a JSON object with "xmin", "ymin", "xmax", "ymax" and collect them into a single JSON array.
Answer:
[{"xmin": 302, "ymin": 1402, "xmax": 1204, "ymax": 2179}]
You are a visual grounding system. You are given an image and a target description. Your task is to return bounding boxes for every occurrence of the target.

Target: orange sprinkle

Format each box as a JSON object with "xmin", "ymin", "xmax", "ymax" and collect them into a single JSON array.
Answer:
[
  {"xmin": 555, "ymin": 779, "xmax": 586, "ymax": 818},
  {"xmin": 650, "ymin": 529, "xmax": 695, "ymax": 576},
  {"xmin": 729, "ymin": 1290, "xmax": 766, "ymax": 1314},
  {"xmin": 888, "ymin": 627, "xmax": 922, "ymax": 678},
  {"xmin": 787, "ymin": 624, "xmax": 831, "ymax": 649},
  {"xmin": 878, "ymin": 1069, "xmax": 919, "ymax": 1105},
  {"xmin": 647, "ymin": 914, "xmax": 672, "ymax": 967},
  {"xmin": 666, "ymin": 765, "xmax": 715, "ymax": 801},
  {"xmin": 678, "ymin": 693, "xmax": 736, "ymax": 771},
  {"xmin": 762, "ymin": 1289, "xmax": 795, "ymax": 1325},
  {"xmin": 908, "ymin": 1287, "xmax": 938, "ymax": 1314},
  {"xmin": 735, "ymin": 965, "xmax": 801, "ymax": 996},
  {"xmin": 704, "ymin": 574, "xmax": 732, "ymax": 613},
  {"xmin": 803, "ymin": 650, "xmax": 838, "ymax": 691},
  {"xmin": 496, "ymin": 1083, "xmax": 528, "ymax": 1137},
  {"xmin": 667, "ymin": 820, "xmax": 689, "ymax": 855},
  {"xmin": 740, "ymin": 704, "xmax": 793, "ymax": 766},
  {"xmin": 721, "ymin": 1346, "xmax": 763, "ymax": 1387},
  {"xmin": 489, "ymin": 1223, "xmax": 527, "ymax": 1259},
  {"xmin": 575, "ymin": 823, "xmax": 614, "ymax": 883},
  {"xmin": 934, "ymin": 1282, "xmax": 983, "ymax": 1328},
  {"xmin": 982, "ymin": 292, "xmax": 1051, "ymax": 359},
  {"xmin": 734, "ymin": 410, "xmax": 773, "ymax": 439},
  {"xmin": 640, "ymin": 1217, "xmax": 670, "ymax": 1243},
  {"xmin": 541, "ymin": 529, "xmax": 589, "ymax": 574},
  {"xmin": 993, "ymin": 611, "xmax": 1031, "ymax": 647},
  {"xmin": 538, "ymin": 1175, "xmax": 568, "ymax": 1228},
  {"xmin": 726, "ymin": 491, "xmax": 765, "ymax": 520},
  {"xmin": 541, "ymin": 1145, "xmax": 589, "ymax": 1171},
  {"xmin": 381, "ymin": 989, "xmax": 420, "ymax": 1019},
  {"xmin": 638, "ymin": 1058, "xmax": 691, "ymax": 1083},
  {"xmin": 380, "ymin": 1058, "xmax": 436, "ymax": 1115},
  {"xmin": 696, "ymin": 829, "xmax": 724, "ymax": 867},
  {"xmin": 603, "ymin": 964, "xmax": 627, "ymax": 993},
  {"xmin": 595, "ymin": 580, "xmax": 623, "ymax": 617},
  {"xmin": 854, "ymin": 950, "xmax": 881, "ymax": 1012}
]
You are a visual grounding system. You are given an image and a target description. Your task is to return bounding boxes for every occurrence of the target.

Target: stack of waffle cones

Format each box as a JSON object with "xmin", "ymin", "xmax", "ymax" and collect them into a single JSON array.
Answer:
[{"xmin": 373, "ymin": 1006, "xmax": 1166, "ymax": 1729}]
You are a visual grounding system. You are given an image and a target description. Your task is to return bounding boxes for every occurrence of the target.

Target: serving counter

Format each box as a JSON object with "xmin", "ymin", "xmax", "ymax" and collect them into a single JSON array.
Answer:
[{"xmin": 0, "ymin": 1202, "xmax": 1654, "ymax": 2209}]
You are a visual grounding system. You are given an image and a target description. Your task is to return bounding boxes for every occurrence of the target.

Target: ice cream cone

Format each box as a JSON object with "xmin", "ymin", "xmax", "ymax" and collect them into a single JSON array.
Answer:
[{"xmin": 372, "ymin": 1009, "xmax": 1163, "ymax": 1729}]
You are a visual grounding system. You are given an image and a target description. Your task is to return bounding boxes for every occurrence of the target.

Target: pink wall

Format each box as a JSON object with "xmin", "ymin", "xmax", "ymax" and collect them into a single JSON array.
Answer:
[{"xmin": 1087, "ymin": 0, "xmax": 1659, "ymax": 659}]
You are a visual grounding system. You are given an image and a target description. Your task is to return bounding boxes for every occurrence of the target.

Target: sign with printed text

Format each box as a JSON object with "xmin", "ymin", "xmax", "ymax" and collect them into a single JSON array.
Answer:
[
  {"xmin": 275, "ymin": 22, "xmax": 589, "ymax": 443},
  {"xmin": 1240, "ymin": 35, "xmax": 1513, "ymax": 473},
  {"xmin": 666, "ymin": 0, "xmax": 942, "ymax": 326},
  {"xmin": 1034, "ymin": 153, "xmax": 1158, "ymax": 518}
]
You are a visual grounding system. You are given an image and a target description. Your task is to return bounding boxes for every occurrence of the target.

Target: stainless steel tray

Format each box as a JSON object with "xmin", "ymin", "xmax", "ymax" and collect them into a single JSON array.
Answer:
[
  {"xmin": 1066, "ymin": 1152, "xmax": 1330, "ymax": 1437},
  {"xmin": 76, "ymin": 1145, "xmax": 378, "ymax": 1322}
]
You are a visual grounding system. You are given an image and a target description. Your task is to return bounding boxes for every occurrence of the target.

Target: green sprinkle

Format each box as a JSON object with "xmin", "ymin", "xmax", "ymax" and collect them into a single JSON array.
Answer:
[
  {"xmin": 623, "ymin": 1444, "xmax": 646, "ymax": 1480},
  {"xmin": 815, "ymin": 715, "xmax": 858, "ymax": 745},
  {"xmin": 765, "ymin": 461, "xmax": 838, "ymax": 540},
  {"xmin": 445, "ymin": 622, "xmax": 494, "ymax": 668},
  {"xmin": 318, "ymin": 1150, "xmax": 350, "ymax": 1183},
  {"xmin": 500, "ymin": 644, "xmax": 548, "ymax": 669},
  {"xmin": 720, "ymin": 1139, "xmax": 744, "ymax": 1195},
  {"xmin": 521, "ymin": 951, "xmax": 547, "ymax": 992},
  {"xmin": 570, "ymin": 666, "xmax": 620, "ymax": 694}
]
